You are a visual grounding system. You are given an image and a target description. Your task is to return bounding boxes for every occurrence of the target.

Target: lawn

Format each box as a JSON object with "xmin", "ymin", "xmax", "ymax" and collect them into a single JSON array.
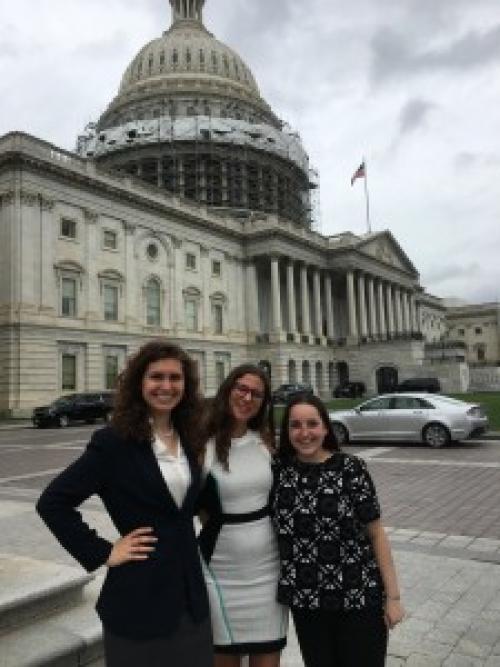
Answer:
[{"xmin": 274, "ymin": 392, "xmax": 500, "ymax": 431}]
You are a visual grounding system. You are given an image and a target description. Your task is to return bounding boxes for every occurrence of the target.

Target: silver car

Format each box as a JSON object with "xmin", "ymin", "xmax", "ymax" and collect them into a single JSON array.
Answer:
[{"xmin": 329, "ymin": 393, "xmax": 489, "ymax": 448}]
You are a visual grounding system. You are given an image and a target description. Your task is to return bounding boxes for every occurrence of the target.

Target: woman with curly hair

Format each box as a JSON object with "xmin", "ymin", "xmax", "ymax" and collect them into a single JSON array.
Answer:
[
  {"xmin": 198, "ymin": 364, "xmax": 288, "ymax": 667},
  {"xmin": 37, "ymin": 340, "xmax": 212, "ymax": 667}
]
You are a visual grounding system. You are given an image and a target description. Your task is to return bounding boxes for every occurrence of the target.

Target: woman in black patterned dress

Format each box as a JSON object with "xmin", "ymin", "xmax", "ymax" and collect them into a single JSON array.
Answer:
[{"xmin": 272, "ymin": 395, "xmax": 404, "ymax": 667}]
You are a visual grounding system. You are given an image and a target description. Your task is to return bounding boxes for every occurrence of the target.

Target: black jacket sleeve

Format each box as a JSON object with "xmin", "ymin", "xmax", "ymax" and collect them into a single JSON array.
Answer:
[{"xmin": 36, "ymin": 429, "xmax": 114, "ymax": 572}]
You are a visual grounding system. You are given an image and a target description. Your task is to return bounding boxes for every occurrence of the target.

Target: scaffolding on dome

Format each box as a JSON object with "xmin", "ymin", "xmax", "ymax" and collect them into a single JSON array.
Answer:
[{"xmin": 77, "ymin": 115, "xmax": 317, "ymax": 228}]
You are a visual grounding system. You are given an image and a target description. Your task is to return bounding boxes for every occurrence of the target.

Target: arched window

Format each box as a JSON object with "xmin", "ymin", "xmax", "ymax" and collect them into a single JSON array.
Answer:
[{"xmin": 146, "ymin": 279, "xmax": 161, "ymax": 326}]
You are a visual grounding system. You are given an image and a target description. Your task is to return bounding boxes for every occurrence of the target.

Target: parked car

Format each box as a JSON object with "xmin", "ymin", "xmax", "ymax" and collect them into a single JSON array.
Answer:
[
  {"xmin": 32, "ymin": 392, "xmax": 115, "ymax": 428},
  {"xmin": 333, "ymin": 381, "xmax": 366, "ymax": 398},
  {"xmin": 397, "ymin": 377, "xmax": 441, "ymax": 393},
  {"xmin": 329, "ymin": 393, "xmax": 488, "ymax": 448},
  {"xmin": 272, "ymin": 383, "xmax": 314, "ymax": 404}
]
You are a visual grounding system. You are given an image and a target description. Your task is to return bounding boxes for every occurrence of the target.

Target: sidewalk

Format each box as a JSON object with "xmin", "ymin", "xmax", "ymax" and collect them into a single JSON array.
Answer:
[{"xmin": 1, "ymin": 493, "xmax": 500, "ymax": 665}]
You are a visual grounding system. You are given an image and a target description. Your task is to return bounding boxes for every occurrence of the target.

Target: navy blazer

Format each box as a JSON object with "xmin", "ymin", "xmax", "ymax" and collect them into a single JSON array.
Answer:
[{"xmin": 36, "ymin": 426, "xmax": 209, "ymax": 640}]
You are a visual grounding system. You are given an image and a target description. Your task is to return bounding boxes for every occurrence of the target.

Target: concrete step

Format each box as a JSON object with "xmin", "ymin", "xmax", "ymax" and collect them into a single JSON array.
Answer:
[
  {"xmin": 0, "ymin": 555, "xmax": 93, "ymax": 633},
  {"xmin": 0, "ymin": 555, "xmax": 104, "ymax": 667}
]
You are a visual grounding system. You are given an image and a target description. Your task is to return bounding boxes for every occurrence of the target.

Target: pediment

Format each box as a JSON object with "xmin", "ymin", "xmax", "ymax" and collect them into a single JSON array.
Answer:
[{"xmin": 356, "ymin": 231, "xmax": 417, "ymax": 275}]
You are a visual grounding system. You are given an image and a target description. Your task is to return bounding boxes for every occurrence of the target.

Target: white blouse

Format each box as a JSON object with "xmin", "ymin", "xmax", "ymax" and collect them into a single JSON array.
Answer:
[{"xmin": 152, "ymin": 435, "xmax": 191, "ymax": 508}]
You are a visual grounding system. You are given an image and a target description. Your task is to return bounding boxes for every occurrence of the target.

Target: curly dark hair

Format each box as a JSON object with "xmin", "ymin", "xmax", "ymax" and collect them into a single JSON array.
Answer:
[
  {"xmin": 277, "ymin": 394, "xmax": 340, "ymax": 462},
  {"xmin": 111, "ymin": 339, "xmax": 203, "ymax": 454},
  {"xmin": 203, "ymin": 364, "xmax": 274, "ymax": 470}
]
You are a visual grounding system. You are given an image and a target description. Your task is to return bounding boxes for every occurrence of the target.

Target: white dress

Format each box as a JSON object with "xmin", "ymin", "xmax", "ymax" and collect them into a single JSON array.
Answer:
[{"xmin": 201, "ymin": 431, "xmax": 288, "ymax": 653}]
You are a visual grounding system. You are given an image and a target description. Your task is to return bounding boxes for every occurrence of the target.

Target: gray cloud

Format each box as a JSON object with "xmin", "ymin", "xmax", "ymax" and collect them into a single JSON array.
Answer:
[
  {"xmin": 371, "ymin": 23, "xmax": 500, "ymax": 83},
  {"xmin": 399, "ymin": 99, "xmax": 435, "ymax": 135},
  {"xmin": 455, "ymin": 151, "xmax": 500, "ymax": 169}
]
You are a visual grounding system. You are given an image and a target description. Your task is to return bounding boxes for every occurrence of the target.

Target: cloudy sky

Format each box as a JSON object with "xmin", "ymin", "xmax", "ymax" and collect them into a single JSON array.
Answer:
[{"xmin": 1, "ymin": 0, "xmax": 499, "ymax": 303}]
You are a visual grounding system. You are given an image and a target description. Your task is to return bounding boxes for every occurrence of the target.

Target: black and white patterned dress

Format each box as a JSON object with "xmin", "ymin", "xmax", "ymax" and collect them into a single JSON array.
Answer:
[{"xmin": 271, "ymin": 452, "xmax": 384, "ymax": 612}]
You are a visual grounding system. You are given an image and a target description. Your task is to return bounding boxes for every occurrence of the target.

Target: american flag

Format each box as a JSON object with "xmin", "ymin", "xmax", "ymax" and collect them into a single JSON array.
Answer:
[{"xmin": 350, "ymin": 161, "xmax": 366, "ymax": 186}]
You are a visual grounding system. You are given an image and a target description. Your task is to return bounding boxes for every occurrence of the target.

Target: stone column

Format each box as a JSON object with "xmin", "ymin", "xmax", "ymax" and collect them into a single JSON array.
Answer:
[
  {"xmin": 386, "ymin": 283, "xmax": 395, "ymax": 336},
  {"xmin": 313, "ymin": 269, "xmax": 322, "ymax": 337},
  {"xmin": 324, "ymin": 273, "xmax": 335, "ymax": 339},
  {"xmin": 368, "ymin": 275, "xmax": 378, "ymax": 338},
  {"xmin": 394, "ymin": 286, "xmax": 403, "ymax": 335},
  {"xmin": 358, "ymin": 272, "xmax": 368, "ymax": 338},
  {"xmin": 178, "ymin": 157, "xmax": 185, "ymax": 198},
  {"xmin": 347, "ymin": 269, "xmax": 358, "ymax": 338},
  {"xmin": 270, "ymin": 255, "xmax": 282, "ymax": 333},
  {"xmin": 245, "ymin": 259, "xmax": 260, "ymax": 334},
  {"xmin": 300, "ymin": 264, "xmax": 311, "ymax": 336},
  {"xmin": 286, "ymin": 260, "xmax": 297, "ymax": 335},
  {"xmin": 403, "ymin": 290, "xmax": 411, "ymax": 334},
  {"xmin": 377, "ymin": 280, "xmax": 387, "ymax": 339},
  {"xmin": 410, "ymin": 293, "xmax": 419, "ymax": 333}
]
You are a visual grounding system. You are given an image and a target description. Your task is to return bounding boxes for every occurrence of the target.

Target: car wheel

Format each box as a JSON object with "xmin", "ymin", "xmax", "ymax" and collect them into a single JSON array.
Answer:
[
  {"xmin": 59, "ymin": 415, "xmax": 70, "ymax": 428},
  {"xmin": 423, "ymin": 423, "xmax": 450, "ymax": 448},
  {"xmin": 332, "ymin": 422, "xmax": 348, "ymax": 446}
]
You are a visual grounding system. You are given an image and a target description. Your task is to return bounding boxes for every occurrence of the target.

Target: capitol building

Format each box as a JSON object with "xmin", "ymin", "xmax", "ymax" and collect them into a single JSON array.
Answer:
[{"xmin": 0, "ymin": 0, "xmax": 475, "ymax": 415}]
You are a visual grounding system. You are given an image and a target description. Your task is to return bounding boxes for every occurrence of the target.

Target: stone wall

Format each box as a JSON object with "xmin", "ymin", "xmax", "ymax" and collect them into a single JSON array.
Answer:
[{"xmin": 469, "ymin": 366, "xmax": 500, "ymax": 391}]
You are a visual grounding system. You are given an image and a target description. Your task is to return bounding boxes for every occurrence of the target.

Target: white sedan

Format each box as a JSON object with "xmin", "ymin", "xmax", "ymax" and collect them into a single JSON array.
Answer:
[{"xmin": 329, "ymin": 393, "xmax": 489, "ymax": 448}]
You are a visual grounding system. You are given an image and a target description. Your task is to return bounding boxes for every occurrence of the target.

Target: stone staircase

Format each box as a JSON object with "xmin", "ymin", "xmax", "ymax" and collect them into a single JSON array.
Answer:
[{"xmin": 0, "ymin": 555, "xmax": 104, "ymax": 667}]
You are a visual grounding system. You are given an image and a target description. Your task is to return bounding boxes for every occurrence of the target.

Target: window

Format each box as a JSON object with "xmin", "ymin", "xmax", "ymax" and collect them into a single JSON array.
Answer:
[
  {"xmin": 212, "ymin": 260, "xmax": 221, "ymax": 277},
  {"xmin": 186, "ymin": 253, "xmax": 197, "ymax": 270},
  {"xmin": 146, "ymin": 280, "xmax": 161, "ymax": 326},
  {"xmin": 360, "ymin": 396, "xmax": 392, "ymax": 411},
  {"xmin": 103, "ymin": 230, "xmax": 117, "ymax": 250},
  {"xmin": 477, "ymin": 345, "xmax": 486, "ymax": 362},
  {"xmin": 62, "ymin": 354, "xmax": 76, "ymax": 391},
  {"xmin": 105, "ymin": 355, "xmax": 119, "ymax": 390},
  {"xmin": 215, "ymin": 361, "xmax": 225, "ymax": 387},
  {"xmin": 458, "ymin": 328, "xmax": 465, "ymax": 336},
  {"xmin": 147, "ymin": 242, "xmax": 159, "ymax": 261},
  {"xmin": 60, "ymin": 218, "xmax": 77, "ymax": 239},
  {"xmin": 61, "ymin": 278, "xmax": 77, "ymax": 317},
  {"xmin": 475, "ymin": 327, "xmax": 483, "ymax": 335},
  {"xmin": 185, "ymin": 300, "xmax": 198, "ymax": 331},
  {"xmin": 103, "ymin": 284, "xmax": 118, "ymax": 321},
  {"xmin": 213, "ymin": 303, "xmax": 223, "ymax": 334}
]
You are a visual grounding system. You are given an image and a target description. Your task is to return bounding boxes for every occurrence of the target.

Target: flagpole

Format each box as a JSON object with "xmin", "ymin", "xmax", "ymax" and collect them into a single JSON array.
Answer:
[{"xmin": 363, "ymin": 156, "xmax": 372, "ymax": 233}]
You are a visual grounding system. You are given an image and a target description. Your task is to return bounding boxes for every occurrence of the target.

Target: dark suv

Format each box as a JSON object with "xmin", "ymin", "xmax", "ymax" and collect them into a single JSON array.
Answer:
[
  {"xmin": 397, "ymin": 377, "xmax": 441, "ymax": 393},
  {"xmin": 271, "ymin": 383, "xmax": 314, "ymax": 404},
  {"xmin": 32, "ymin": 392, "xmax": 115, "ymax": 428},
  {"xmin": 333, "ymin": 381, "xmax": 366, "ymax": 398}
]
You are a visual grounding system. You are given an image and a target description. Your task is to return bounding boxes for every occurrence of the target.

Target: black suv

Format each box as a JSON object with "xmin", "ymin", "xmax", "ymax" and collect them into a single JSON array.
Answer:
[
  {"xmin": 271, "ymin": 383, "xmax": 314, "ymax": 404},
  {"xmin": 333, "ymin": 381, "xmax": 366, "ymax": 398},
  {"xmin": 397, "ymin": 377, "xmax": 441, "ymax": 393},
  {"xmin": 32, "ymin": 392, "xmax": 115, "ymax": 428}
]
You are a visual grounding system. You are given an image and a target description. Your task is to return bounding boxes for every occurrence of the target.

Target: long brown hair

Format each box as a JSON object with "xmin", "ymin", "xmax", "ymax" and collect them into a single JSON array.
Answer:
[
  {"xmin": 112, "ymin": 340, "xmax": 202, "ymax": 455},
  {"xmin": 277, "ymin": 394, "xmax": 340, "ymax": 462},
  {"xmin": 204, "ymin": 364, "xmax": 274, "ymax": 470}
]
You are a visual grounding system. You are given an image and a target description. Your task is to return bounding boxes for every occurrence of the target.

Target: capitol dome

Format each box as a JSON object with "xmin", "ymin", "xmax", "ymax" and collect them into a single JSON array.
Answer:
[
  {"xmin": 98, "ymin": 0, "xmax": 276, "ymax": 130},
  {"xmin": 78, "ymin": 0, "xmax": 315, "ymax": 228}
]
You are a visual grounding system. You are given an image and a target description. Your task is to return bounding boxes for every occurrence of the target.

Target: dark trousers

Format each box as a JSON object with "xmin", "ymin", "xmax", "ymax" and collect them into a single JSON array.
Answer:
[{"xmin": 292, "ymin": 607, "xmax": 388, "ymax": 667}]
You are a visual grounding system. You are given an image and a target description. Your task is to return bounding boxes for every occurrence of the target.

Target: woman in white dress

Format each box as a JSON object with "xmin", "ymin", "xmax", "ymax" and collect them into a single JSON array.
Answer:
[{"xmin": 199, "ymin": 364, "xmax": 288, "ymax": 667}]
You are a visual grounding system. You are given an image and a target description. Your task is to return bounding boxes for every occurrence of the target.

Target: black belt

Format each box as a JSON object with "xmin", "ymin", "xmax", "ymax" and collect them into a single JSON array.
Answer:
[{"xmin": 198, "ymin": 505, "xmax": 270, "ymax": 564}]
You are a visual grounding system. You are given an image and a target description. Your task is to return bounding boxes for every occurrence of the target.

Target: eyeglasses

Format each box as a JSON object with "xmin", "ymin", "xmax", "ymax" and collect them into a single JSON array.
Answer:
[{"xmin": 233, "ymin": 382, "xmax": 265, "ymax": 401}]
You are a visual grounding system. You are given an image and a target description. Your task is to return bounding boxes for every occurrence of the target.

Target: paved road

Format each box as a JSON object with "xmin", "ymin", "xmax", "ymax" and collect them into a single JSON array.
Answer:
[{"xmin": 2, "ymin": 425, "xmax": 500, "ymax": 665}]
